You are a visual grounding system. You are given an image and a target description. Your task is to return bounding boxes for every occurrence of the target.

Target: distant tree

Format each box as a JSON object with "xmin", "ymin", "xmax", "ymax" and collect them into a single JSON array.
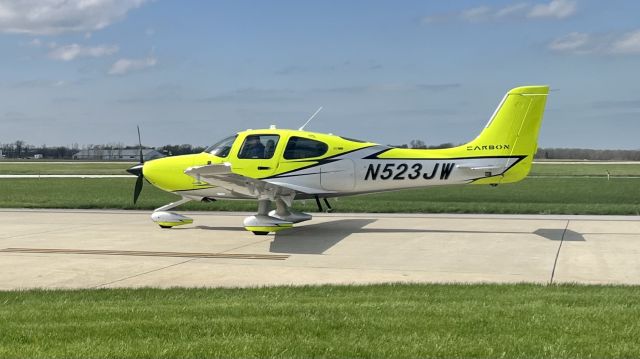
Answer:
[
  {"xmin": 409, "ymin": 139, "xmax": 427, "ymax": 149},
  {"xmin": 428, "ymin": 143, "xmax": 455, "ymax": 149},
  {"xmin": 14, "ymin": 140, "xmax": 24, "ymax": 158}
]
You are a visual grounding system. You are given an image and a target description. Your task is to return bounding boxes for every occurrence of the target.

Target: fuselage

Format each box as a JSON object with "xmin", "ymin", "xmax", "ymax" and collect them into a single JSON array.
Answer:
[{"xmin": 141, "ymin": 128, "xmax": 530, "ymax": 201}]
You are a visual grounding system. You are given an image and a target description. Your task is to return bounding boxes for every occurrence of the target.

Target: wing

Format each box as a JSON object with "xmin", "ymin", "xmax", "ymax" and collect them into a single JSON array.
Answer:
[{"xmin": 184, "ymin": 164, "xmax": 321, "ymax": 201}]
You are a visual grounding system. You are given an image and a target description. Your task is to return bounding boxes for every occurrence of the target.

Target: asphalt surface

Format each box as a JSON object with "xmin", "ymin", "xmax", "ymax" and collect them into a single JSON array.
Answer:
[{"xmin": 1, "ymin": 209, "xmax": 639, "ymax": 289}]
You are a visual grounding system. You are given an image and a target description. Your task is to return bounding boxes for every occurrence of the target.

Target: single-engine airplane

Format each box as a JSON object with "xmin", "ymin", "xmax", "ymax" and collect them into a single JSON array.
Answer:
[{"xmin": 127, "ymin": 85, "xmax": 549, "ymax": 235}]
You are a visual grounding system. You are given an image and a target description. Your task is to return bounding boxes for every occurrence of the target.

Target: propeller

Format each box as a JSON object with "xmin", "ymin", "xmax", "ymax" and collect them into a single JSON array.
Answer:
[{"xmin": 126, "ymin": 126, "xmax": 145, "ymax": 204}]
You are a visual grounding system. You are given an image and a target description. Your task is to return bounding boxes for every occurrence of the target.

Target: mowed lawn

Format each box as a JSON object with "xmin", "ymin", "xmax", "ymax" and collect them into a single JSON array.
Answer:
[
  {"xmin": 1, "ymin": 284, "xmax": 640, "ymax": 358},
  {"xmin": 530, "ymin": 163, "xmax": 640, "ymax": 177},
  {"xmin": 0, "ymin": 176, "xmax": 638, "ymax": 214},
  {"xmin": 0, "ymin": 161, "xmax": 133, "ymax": 175}
]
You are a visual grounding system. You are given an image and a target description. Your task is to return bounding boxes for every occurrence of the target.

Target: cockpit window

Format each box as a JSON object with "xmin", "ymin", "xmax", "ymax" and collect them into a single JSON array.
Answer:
[
  {"xmin": 205, "ymin": 135, "xmax": 236, "ymax": 158},
  {"xmin": 283, "ymin": 136, "xmax": 328, "ymax": 159},
  {"xmin": 238, "ymin": 135, "xmax": 280, "ymax": 159}
]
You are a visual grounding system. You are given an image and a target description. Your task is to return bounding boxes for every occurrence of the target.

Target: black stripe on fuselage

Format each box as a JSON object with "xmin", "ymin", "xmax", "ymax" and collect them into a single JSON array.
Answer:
[
  {"xmin": 263, "ymin": 145, "xmax": 375, "ymax": 179},
  {"xmin": 364, "ymin": 148, "xmax": 527, "ymax": 162}
]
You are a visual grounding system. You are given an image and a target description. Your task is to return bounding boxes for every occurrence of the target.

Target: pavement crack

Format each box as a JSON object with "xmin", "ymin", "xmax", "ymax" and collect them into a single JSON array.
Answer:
[
  {"xmin": 549, "ymin": 220, "xmax": 570, "ymax": 285},
  {"xmin": 92, "ymin": 258, "xmax": 197, "ymax": 288}
]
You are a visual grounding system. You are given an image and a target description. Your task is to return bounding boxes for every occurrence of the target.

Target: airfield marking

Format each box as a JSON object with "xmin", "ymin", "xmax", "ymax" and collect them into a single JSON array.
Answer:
[{"xmin": 0, "ymin": 247, "xmax": 290, "ymax": 261}]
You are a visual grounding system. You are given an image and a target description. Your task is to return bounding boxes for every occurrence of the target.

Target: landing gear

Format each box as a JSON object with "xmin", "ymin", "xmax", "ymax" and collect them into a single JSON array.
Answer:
[
  {"xmin": 150, "ymin": 197, "xmax": 193, "ymax": 228},
  {"xmin": 314, "ymin": 195, "xmax": 334, "ymax": 213},
  {"xmin": 243, "ymin": 199, "xmax": 294, "ymax": 235},
  {"xmin": 243, "ymin": 198, "xmax": 312, "ymax": 235}
]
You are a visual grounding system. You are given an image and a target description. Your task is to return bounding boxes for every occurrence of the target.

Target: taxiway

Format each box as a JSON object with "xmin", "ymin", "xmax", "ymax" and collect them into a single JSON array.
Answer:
[{"xmin": 1, "ymin": 209, "xmax": 639, "ymax": 289}]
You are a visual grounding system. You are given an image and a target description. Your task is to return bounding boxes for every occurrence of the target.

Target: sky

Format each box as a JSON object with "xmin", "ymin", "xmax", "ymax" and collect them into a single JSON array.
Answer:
[{"xmin": 1, "ymin": 0, "xmax": 639, "ymax": 149}]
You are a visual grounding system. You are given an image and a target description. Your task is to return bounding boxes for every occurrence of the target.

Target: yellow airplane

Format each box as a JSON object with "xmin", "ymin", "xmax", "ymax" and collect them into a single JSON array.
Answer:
[{"xmin": 127, "ymin": 85, "xmax": 549, "ymax": 235}]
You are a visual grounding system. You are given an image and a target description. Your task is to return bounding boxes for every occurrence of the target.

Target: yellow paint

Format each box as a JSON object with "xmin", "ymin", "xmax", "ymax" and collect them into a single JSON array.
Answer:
[
  {"xmin": 157, "ymin": 218, "xmax": 193, "ymax": 227},
  {"xmin": 244, "ymin": 224, "xmax": 293, "ymax": 233}
]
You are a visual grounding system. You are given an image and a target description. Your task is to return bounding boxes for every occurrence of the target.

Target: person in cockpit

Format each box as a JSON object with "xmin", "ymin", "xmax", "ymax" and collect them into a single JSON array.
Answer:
[{"xmin": 240, "ymin": 136, "xmax": 266, "ymax": 159}]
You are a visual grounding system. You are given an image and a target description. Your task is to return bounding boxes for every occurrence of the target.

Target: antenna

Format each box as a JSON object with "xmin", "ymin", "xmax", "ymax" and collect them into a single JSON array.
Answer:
[{"xmin": 299, "ymin": 106, "xmax": 323, "ymax": 131}]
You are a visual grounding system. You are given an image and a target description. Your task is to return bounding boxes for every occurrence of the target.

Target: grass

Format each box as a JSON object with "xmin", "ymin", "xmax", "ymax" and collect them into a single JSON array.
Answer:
[
  {"xmin": 530, "ymin": 163, "xmax": 640, "ymax": 177},
  {"xmin": 0, "ymin": 161, "xmax": 132, "ymax": 175},
  {"xmin": 1, "ymin": 284, "xmax": 639, "ymax": 358},
  {"xmin": 0, "ymin": 177, "xmax": 639, "ymax": 214}
]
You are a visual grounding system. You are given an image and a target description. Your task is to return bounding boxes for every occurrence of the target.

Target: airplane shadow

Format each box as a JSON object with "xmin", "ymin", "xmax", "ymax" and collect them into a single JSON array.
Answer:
[
  {"xmin": 534, "ymin": 228, "xmax": 586, "ymax": 242},
  {"xmin": 175, "ymin": 218, "xmax": 587, "ymax": 255},
  {"xmin": 269, "ymin": 221, "xmax": 587, "ymax": 255},
  {"xmin": 271, "ymin": 219, "xmax": 377, "ymax": 255}
]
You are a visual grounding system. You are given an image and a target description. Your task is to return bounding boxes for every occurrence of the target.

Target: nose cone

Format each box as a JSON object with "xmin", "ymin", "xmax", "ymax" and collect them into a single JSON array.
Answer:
[
  {"xmin": 126, "ymin": 163, "xmax": 144, "ymax": 177},
  {"xmin": 140, "ymin": 153, "xmax": 213, "ymax": 192}
]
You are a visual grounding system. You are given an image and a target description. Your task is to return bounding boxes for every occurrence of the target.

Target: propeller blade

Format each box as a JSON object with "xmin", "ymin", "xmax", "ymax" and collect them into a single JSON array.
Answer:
[
  {"xmin": 133, "ymin": 174, "xmax": 144, "ymax": 204},
  {"xmin": 137, "ymin": 125, "xmax": 144, "ymax": 164}
]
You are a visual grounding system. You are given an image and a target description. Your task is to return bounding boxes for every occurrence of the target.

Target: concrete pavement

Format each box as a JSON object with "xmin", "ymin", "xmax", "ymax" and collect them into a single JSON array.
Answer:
[{"xmin": 1, "ymin": 209, "xmax": 639, "ymax": 289}]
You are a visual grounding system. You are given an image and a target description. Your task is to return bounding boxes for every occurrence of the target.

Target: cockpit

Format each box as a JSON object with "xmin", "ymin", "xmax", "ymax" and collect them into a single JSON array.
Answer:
[
  {"xmin": 205, "ymin": 134, "xmax": 281, "ymax": 159},
  {"xmin": 238, "ymin": 135, "xmax": 279, "ymax": 159},
  {"xmin": 205, "ymin": 133, "xmax": 330, "ymax": 160},
  {"xmin": 205, "ymin": 135, "xmax": 236, "ymax": 158}
]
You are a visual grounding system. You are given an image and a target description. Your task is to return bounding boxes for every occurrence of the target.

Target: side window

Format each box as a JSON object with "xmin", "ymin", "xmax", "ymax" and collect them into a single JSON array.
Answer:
[
  {"xmin": 283, "ymin": 137, "xmax": 329, "ymax": 160},
  {"xmin": 238, "ymin": 135, "xmax": 280, "ymax": 159}
]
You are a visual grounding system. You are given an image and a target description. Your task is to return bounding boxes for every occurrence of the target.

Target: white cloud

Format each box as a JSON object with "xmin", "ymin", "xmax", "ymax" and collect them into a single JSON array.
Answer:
[
  {"xmin": 108, "ymin": 56, "xmax": 157, "ymax": 75},
  {"xmin": 460, "ymin": 6, "xmax": 492, "ymax": 23},
  {"xmin": 528, "ymin": 0, "xmax": 577, "ymax": 19},
  {"xmin": 422, "ymin": 0, "xmax": 576, "ymax": 24},
  {"xmin": 0, "ymin": 0, "xmax": 148, "ymax": 35},
  {"xmin": 28, "ymin": 38, "xmax": 42, "ymax": 47},
  {"xmin": 549, "ymin": 29, "xmax": 640, "ymax": 55},
  {"xmin": 48, "ymin": 43, "xmax": 118, "ymax": 61},
  {"xmin": 548, "ymin": 32, "xmax": 590, "ymax": 53},
  {"xmin": 610, "ymin": 30, "xmax": 640, "ymax": 54},
  {"xmin": 495, "ymin": 3, "xmax": 529, "ymax": 18}
]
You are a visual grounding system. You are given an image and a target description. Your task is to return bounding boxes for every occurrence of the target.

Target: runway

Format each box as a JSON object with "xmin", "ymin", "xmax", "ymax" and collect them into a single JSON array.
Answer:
[{"xmin": 1, "ymin": 209, "xmax": 639, "ymax": 289}]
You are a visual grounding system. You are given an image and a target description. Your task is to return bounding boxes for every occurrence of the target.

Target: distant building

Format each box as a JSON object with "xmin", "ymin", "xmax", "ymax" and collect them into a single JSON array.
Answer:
[
  {"xmin": 33, "ymin": 154, "xmax": 44, "ymax": 159},
  {"xmin": 72, "ymin": 148, "xmax": 164, "ymax": 161}
]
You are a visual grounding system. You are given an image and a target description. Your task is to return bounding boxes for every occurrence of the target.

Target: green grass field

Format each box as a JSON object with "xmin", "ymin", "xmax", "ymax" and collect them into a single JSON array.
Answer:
[
  {"xmin": 0, "ymin": 162, "xmax": 639, "ymax": 214},
  {"xmin": 1, "ymin": 284, "xmax": 639, "ymax": 358},
  {"xmin": 0, "ymin": 177, "xmax": 638, "ymax": 214},
  {"xmin": 530, "ymin": 163, "xmax": 640, "ymax": 177},
  {"xmin": 0, "ymin": 161, "xmax": 133, "ymax": 175}
]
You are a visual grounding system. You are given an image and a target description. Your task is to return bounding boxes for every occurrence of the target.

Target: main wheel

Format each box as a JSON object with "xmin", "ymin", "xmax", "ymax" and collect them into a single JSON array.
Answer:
[{"xmin": 252, "ymin": 231, "xmax": 269, "ymax": 235}]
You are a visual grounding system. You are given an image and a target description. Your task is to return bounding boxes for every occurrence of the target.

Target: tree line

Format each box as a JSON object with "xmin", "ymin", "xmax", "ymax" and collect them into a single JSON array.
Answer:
[
  {"xmin": 0, "ymin": 141, "xmax": 206, "ymax": 159},
  {"xmin": 1, "ymin": 139, "xmax": 639, "ymax": 161}
]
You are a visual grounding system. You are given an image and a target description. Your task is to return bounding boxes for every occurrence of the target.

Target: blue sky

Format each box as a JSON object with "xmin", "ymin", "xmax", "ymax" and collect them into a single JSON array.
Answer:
[{"xmin": 1, "ymin": 0, "xmax": 639, "ymax": 149}]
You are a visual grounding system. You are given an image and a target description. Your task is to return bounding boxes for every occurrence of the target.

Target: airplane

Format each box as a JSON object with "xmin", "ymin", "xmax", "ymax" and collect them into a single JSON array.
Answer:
[{"xmin": 127, "ymin": 85, "xmax": 549, "ymax": 235}]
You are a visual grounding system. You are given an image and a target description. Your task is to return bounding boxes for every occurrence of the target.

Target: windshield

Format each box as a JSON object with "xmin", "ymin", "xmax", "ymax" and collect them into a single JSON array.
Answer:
[{"xmin": 205, "ymin": 135, "xmax": 237, "ymax": 157}]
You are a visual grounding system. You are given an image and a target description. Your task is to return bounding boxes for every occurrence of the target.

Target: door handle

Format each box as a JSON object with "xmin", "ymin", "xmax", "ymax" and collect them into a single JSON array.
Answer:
[{"xmin": 258, "ymin": 166, "xmax": 271, "ymax": 170}]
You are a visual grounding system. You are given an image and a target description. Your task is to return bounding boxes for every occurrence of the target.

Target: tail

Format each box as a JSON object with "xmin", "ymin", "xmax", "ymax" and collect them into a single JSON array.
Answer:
[{"xmin": 466, "ymin": 85, "xmax": 549, "ymax": 184}]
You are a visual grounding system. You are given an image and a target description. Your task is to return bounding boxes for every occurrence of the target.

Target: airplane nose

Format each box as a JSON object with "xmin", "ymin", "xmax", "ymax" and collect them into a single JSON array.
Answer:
[{"xmin": 126, "ymin": 163, "xmax": 144, "ymax": 176}]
